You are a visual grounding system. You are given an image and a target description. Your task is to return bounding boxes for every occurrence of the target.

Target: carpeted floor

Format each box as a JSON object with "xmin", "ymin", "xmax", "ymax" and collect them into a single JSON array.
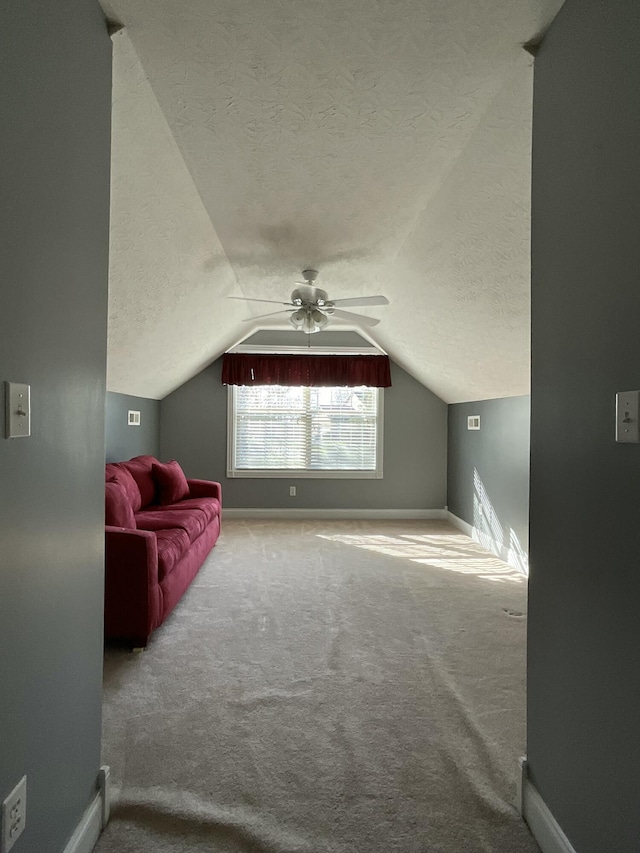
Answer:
[{"xmin": 96, "ymin": 519, "xmax": 537, "ymax": 853}]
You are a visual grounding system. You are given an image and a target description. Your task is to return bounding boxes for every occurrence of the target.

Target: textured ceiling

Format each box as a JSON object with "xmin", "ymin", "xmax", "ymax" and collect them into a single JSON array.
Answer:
[{"xmin": 104, "ymin": 0, "xmax": 565, "ymax": 402}]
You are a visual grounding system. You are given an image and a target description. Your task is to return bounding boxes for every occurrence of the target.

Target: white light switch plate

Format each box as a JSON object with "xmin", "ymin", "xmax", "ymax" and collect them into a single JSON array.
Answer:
[
  {"xmin": 615, "ymin": 390, "xmax": 640, "ymax": 443},
  {"xmin": 4, "ymin": 383, "xmax": 31, "ymax": 438}
]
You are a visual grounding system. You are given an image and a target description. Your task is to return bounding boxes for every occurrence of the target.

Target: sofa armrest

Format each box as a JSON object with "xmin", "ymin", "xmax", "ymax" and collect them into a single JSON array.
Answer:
[
  {"xmin": 104, "ymin": 526, "xmax": 162, "ymax": 645},
  {"xmin": 187, "ymin": 478, "xmax": 222, "ymax": 503},
  {"xmin": 105, "ymin": 525, "xmax": 157, "ymax": 569}
]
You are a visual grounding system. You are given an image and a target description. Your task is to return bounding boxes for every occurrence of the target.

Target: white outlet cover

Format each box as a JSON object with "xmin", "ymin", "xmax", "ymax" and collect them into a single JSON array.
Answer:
[{"xmin": 2, "ymin": 775, "xmax": 26, "ymax": 853}]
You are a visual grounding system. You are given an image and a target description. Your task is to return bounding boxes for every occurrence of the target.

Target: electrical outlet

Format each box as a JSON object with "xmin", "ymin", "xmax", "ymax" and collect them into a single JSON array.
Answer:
[
  {"xmin": 289, "ymin": 485, "xmax": 296, "ymax": 497},
  {"xmin": 2, "ymin": 776, "xmax": 26, "ymax": 853}
]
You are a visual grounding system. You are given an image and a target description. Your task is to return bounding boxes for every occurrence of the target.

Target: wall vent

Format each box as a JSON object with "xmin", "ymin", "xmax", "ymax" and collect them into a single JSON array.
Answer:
[
  {"xmin": 127, "ymin": 410, "xmax": 141, "ymax": 426},
  {"xmin": 467, "ymin": 415, "xmax": 481, "ymax": 430}
]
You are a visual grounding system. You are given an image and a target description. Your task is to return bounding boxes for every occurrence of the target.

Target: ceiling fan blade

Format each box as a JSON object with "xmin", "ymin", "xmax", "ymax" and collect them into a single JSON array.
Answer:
[
  {"xmin": 228, "ymin": 297, "xmax": 291, "ymax": 305},
  {"xmin": 330, "ymin": 295, "xmax": 389, "ymax": 307},
  {"xmin": 331, "ymin": 308, "xmax": 381, "ymax": 327},
  {"xmin": 242, "ymin": 309, "xmax": 294, "ymax": 322}
]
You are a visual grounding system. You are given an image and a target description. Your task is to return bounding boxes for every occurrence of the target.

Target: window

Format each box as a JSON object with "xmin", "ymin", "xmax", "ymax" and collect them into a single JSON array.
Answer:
[{"xmin": 227, "ymin": 385, "xmax": 383, "ymax": 478}]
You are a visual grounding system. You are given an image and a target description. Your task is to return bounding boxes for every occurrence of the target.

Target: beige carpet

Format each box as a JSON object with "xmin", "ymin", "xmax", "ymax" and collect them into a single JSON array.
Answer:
[{"xmin": 97, "ymin": 519, "xmax": 537, "ymax": 853}]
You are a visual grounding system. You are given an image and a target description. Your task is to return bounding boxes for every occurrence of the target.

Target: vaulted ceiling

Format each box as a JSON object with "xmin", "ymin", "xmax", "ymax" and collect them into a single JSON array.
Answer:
[{"xmin": 103, "ymin": 0, "xmax": 565, "ymax": 402}]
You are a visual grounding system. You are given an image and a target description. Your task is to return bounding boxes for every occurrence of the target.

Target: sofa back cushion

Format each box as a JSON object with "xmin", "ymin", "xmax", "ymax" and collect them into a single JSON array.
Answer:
[
  {"xmin": 105, "ymin": 463, "xmax": 142, "ymax": 512},
  {"xmin": 121, "ymin": 455, "xmax": 158, "ymax": 509},
  {"xmin": 153, "ymin": 460, "xmax": 190, "ymax": 505},
  {"xmin": 105, "ymin": 462, "xmax": 120, "ymax": 481},
  {"xmin": 105, "ymin": 480, "xmax": 137, "ymax": 528}
]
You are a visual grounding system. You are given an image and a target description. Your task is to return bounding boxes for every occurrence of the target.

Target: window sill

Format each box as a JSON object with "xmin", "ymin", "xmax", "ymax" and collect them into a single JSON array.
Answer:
[{"xmin": 227, "ymin": 469, "xmax": 383, "ymax": 479}]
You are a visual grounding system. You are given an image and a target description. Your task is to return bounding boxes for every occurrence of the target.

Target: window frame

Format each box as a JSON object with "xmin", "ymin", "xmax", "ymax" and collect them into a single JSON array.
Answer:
[{"xmin": 227, "ymin": 384, "xmax": 384, "ymax": 479}]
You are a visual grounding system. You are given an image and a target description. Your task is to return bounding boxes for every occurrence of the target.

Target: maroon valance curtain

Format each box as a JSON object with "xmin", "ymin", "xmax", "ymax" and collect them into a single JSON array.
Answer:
[{"xmin": 221, "ymin": 353, "xmax": 392, "ymax": 387}]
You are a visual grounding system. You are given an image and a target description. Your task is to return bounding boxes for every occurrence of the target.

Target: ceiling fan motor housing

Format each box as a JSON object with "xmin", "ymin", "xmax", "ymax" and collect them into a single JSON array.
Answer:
[{"xmin": 290, "ymin": 286, "xmax": 329, "ymax": 306}]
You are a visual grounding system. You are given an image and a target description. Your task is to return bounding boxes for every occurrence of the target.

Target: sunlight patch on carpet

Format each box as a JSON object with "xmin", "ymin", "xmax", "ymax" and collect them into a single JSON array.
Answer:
[{"xmin": 316, "ymin": 532, "xmax": 525, "ymax": 583}]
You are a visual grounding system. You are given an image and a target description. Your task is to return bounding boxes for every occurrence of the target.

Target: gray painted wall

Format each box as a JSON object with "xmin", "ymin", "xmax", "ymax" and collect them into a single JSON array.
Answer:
[
  {"xmin": 161, "ymin": 356, "xmax": 447, "ymax": 510},
  {"xmin": 106, "ymin": 392, "xmax": 160, "ymax": 462},
  {"xmin": 0, "ymin": 3, "xmax": 111, "ymax": 852},
  {"xmin": 447, "ymin": 396, "xmax": 530, "ymax": 555},
  {"xmin": 528, "ymin": 1, "xmax": 640, "ymax": 850}
]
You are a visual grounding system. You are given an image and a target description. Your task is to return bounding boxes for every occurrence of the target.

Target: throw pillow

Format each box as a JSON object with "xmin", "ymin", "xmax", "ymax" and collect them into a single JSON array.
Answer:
[
  {"xmin": 105, "ymin": 480, "xmax": 137, "ymax": 528},
  {"xmin": 153, "ymin": 460, "xmax": 190, "ymax": 506}
]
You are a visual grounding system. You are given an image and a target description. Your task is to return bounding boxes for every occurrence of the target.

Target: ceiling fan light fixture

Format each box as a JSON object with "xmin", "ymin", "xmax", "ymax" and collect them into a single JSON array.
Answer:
[
  {"xmin": 290, "ymin": 308, "xmax": 307, "ymax": 328},
  {"xmin": 312, "ymin": 309, "xmax": 328, "ymax": 327},
  {"xmin": 302, "ymin": 314, "xmax": 320, "ymax": 334},
  {"xmin": 289, "ymin": 307, "xmax": 328, "ymax": 334}
]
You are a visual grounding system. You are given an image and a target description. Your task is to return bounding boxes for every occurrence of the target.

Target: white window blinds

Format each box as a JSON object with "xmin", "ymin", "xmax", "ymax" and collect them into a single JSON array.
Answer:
[{"xmin": 228, "ymin": 385, "xmax": 383, "ymax": 478}]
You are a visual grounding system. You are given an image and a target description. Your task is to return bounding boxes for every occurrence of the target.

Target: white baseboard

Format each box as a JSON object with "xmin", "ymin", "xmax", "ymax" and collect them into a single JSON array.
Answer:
[
  {"xmin": 223, "ymin": 508, "xmax": 448, "ymax": 520},
  {"xmin": 446, "ymin": 511, "xmax": 529, "ymax": 575},
  {"xmin": 445, "ymin": 510, "xmax": 475, "ymax": 538},
  {"xmin": 62, "ymin": 766, "xmax": 110, "ymax": 853},
  {"xmin": 62, "ymin": 795, "xmax": 102, "ymax": 853},
  {"xmin": 98, "ymin": 766, "xmax": 110, "ymax": 829},
  {"xmin": 518, "ymin": 758, "xmax": 578, "ymax": 853}
]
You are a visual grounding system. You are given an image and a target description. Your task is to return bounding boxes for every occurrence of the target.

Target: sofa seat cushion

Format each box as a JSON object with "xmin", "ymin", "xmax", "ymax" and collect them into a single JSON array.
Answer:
[
  {"xmin": 155, "ymin": 528, "xmax": 191, "ymax": 581},
  {"xmin": 105, "ymin": 480, "xmax": 137, "ymax": 529},
  {"xmin": 149, "ymin": 497, "xmax": 221, "ymax": 524},
  {"xmin": 135, "ymin": 509, "xmax": 207, "ymax": 543}
]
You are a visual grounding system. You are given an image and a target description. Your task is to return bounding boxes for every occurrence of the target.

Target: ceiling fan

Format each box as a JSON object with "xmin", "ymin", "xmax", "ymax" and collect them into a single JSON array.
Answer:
[{"xmin": 228, "ymin": 269, "xmax": 389, "ymax": 334}]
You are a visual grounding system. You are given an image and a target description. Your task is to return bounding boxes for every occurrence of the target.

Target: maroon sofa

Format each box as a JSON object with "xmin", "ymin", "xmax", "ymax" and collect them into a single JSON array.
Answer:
[{"xmin": 104, "ymin": 455, "xmax": 221, "ymax": 645}]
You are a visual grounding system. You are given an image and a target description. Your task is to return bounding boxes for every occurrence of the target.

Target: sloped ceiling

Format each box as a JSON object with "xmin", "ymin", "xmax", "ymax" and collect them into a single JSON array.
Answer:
[{"xmin": 104, "ymin": 0, "xmax": 565, "ymax": 402}]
